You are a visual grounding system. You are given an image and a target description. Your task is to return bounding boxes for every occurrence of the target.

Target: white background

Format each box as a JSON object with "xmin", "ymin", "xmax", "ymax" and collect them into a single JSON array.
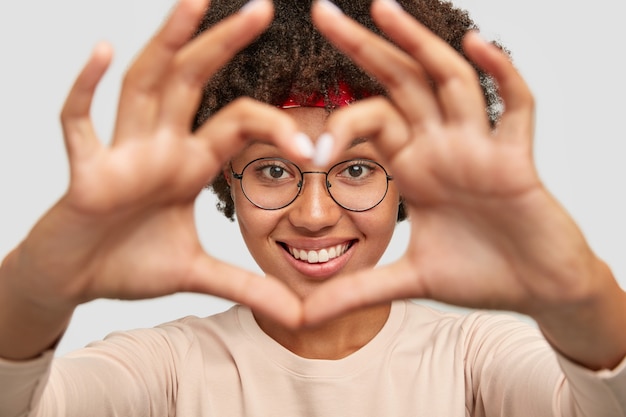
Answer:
[{"xmin": 0, "ymin": 1, "xmax": 624, "ymax": 356}]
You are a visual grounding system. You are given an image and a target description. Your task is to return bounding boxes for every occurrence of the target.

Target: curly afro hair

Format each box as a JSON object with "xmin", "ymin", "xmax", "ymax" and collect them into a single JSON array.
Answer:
[{"xmin": 194, "ymin": 0, "xmax": 505, "ymax": 222}]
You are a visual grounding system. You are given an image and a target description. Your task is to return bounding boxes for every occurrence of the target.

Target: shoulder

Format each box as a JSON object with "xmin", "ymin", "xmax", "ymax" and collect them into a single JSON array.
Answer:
[
  {"xmin": 399, "ymin": 300, "xmax": 543, "ymax": 350},
  {"xmin": 153, "ymin": 304, "xmax": 245, "ymax": 346},
  {"xmin": 69, "ymin": 305, "xmax": 244, "ymax": 363}
]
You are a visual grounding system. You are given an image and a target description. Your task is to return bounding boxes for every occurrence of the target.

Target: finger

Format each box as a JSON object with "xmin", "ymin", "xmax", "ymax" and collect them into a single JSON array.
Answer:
[
  {"xmin": 185, "ymin": 255, "xmax": 303, "ymax": 328},
  {"xmin": 60, "ymin": 42, "xmax": 113, "ymax": 161},
  {"xmin": 302, "ymin": 259, "xmax": 422, "ymax": 325},
  {"xmin": 311, "ymin": 0, "xmax": 441, "ymax": 126},
  {"xmin": 314, "ymin": 97, "xmax": 411, "ymax": 167},
  {"xmin": 370, "ymin": 0, "xmax": 489, "ymax": 126},
  {"xmin": 193, "ymin": 98, "xmax": 314, "ymax": 171},
  {"xmin": 463, "ymin": 32, "xmax": 535, "ymax": 144},
  {"xmin": 113, "ymin": 0, "xmax": 210, "ymax": 140},
  {"xmin": 157, "ymin": 0, "xmax": 274, "ymax": 131},
  {"xmin": 318, "ymin": 99, "xmax": 437, "ymax": 207}
]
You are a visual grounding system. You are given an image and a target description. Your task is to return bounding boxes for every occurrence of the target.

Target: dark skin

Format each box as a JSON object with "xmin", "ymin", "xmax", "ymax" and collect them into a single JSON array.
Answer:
[
  {"xmin": 304, "ymin": 0, "xmax": 626, "ymax": 369},
  {"xmin": 0, "ymin": 0, "xmax": 303, "ymax": 360},
  {"xmin": 0, "ymin": 0, "xmax": 624, "ymax": 376},
  {"xmin": 203, "ymin": 0, "xmax": 501, "ymax": 222}
]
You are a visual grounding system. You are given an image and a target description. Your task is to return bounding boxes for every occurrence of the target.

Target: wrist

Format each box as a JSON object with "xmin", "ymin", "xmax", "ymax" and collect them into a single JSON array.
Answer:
[
  {"xmin": 534, "ymin": 259, "xmax": 626, "ymax": 370},
  {"xmin": 0, "ymin": 247, "xmax": 75, "ymax": 360}
]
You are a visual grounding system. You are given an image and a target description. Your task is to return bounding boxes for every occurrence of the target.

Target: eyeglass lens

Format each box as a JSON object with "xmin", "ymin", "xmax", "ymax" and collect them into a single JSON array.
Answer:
[{"xmin": 237, "ymin": 158, "xmax": 390, "ymax": 211}]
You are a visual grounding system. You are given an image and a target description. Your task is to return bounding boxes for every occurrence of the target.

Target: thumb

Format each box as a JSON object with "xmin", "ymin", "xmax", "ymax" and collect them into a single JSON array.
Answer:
[
  {"xmin": 303, "ymin": 258, "xmax": 423, "ymax": 326},
  {"xmin": 185, "ymin": 254, "xmax": 304, "ymax": 328}
]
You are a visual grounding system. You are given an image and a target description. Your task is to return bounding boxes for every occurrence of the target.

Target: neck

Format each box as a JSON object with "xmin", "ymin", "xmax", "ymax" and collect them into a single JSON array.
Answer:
[{"xmin": 253, "ymin": 302, "xmax": 392, "ymax": 360}]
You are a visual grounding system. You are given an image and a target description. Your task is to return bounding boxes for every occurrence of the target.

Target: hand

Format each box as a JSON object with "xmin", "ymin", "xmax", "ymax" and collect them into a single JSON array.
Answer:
[
  {"xmin": 5, "ymin": 0, "xmax": 307, "ymax": 333},
  {"xmin": 304, "ymin": 0, "xmax": 610, "ymax": 326}
]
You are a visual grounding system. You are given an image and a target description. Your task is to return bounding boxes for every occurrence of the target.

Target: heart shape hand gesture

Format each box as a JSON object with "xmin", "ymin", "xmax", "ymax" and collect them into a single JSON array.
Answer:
[{"xmin": 3, "ymin": 0, "xmax": 622, "ymax": 367}]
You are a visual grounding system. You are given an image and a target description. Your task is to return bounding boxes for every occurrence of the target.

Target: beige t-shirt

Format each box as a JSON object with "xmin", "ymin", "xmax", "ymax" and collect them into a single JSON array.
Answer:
[{"xmin": 2, "ymin": 300, "xmax": 625, "ymax": 416}]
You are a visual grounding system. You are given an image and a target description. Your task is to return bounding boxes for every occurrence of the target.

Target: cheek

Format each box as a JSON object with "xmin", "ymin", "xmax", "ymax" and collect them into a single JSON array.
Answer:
[
  {"xmin": 233, "ymin": 191, "xmax": 280, "ymax": 250},
  {"xmin": 373, "ymin": 185, "xmax": 400, "ymax": 227},
  {"xmin": 353, "ymin": 196, "xmax": 399, "ymax": 250},
  {"xmin": 234, "ymin": 191, "xmax": 263, "ymax": 233},
  {"xmin": 360, "ymin": 210, "xmax": 397, "ymax": 237}
]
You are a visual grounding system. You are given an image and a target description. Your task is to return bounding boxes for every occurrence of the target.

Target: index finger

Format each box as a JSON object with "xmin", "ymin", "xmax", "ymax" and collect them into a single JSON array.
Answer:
[
  {"xmin": 157, "ymin": 0, "xmax": 275, "ymax": 131},
  {"xmin": 113, "ymin": 0, "xmax": 210, "ymax": 139},
  {"xmin": 369, "ymin": 0, "xmax": 487, "ymax": 125},
  {"xmin": 311, "ymin": 0, "xmax": 441, "ymax": 126}
]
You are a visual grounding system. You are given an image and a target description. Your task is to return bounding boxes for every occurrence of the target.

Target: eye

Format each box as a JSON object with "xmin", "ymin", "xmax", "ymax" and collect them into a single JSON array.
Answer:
[
  {"xmin": 263, "ymin": 165, "xmax": 288, "ymax": 179},
  {"xmin": 346, "ymin": 164, "xmax": 367, "ymax": 178},
  {"xmin": 338, "ymin": 161, "xmax": 374, "ymax": 180},
  {"xmin": 252, "ymin": 159, "xmax": 297, "ymax": 182}
]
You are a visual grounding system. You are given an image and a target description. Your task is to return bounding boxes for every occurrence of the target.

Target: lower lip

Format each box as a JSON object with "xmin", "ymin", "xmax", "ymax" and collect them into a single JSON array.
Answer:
[{"xmin": 280, "ymin": 243, "xmax": 355, "ymax": 280}]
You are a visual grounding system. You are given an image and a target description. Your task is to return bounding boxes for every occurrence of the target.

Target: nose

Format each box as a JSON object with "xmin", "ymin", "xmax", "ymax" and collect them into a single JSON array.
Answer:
[{"xmin": 287, "ymin": 172, "xmax": 342, "ymax": 232}]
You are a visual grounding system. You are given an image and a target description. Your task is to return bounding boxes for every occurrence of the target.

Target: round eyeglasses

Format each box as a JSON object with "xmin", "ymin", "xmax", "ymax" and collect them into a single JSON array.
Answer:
[{"xmin": 231, "ymin": 157, "xmax": 393, "ymax": 212}]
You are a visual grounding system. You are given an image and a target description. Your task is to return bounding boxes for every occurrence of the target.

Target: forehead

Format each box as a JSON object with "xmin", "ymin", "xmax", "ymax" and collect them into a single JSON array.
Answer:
[
  {"xmin": 238, "ymin": 107, "xmax": 371, "ymax": 157},
  {"xmin": 284, "ymin": 107, "xmax": 329, "ymax": 140}
]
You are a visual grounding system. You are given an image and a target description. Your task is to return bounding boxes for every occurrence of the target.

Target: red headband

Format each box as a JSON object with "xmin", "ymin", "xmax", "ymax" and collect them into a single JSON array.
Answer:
[{"xmin": 281, "ymin": 80, "xmax": 361, "ymax": 108}]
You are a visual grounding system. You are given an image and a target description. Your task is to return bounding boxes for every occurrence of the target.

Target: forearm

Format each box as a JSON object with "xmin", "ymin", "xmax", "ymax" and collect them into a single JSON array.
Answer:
[
  {"xmin": 0, "ymin": 247, "xmax": 74, "ymax": 360},
  {"xmin": 535, "ymin": 258, "xmax": 626, "ymax": 371}
]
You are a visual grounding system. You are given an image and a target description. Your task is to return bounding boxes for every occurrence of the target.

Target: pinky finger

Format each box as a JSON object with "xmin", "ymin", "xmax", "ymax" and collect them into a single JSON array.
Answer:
[
  {"xmin": 60, "ymin": 42, "xmax": 113, "ymax": 160},
  {"xmin": 462, "ymin": 32, "xmax": 535, "ymax": 143}
]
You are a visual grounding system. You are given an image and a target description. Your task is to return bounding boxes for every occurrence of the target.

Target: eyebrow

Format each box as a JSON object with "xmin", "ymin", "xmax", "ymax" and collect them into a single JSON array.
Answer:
[{"xmin": 349, "ymin": 137, "xmax": 368, "ymax": 148}]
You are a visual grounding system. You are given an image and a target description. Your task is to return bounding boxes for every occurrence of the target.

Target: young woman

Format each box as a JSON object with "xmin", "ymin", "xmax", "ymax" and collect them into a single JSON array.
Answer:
[{"xmin": 1, "ymin": 0, "xmax": 625, "ymax": 415}]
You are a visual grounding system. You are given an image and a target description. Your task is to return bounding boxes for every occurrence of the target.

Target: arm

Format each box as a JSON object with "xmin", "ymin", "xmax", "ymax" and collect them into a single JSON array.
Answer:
[
  {"xmin": 306, "ymin": 0, "xmax": 626, "ymax": 410},
  {"xmin": 0, "ymin": 0, "xmax": 308, "ymax": 414},
  {"xmin": 534, "ymin": 256, "xmax": 626, "ymax": 370},
  {"xmin": 0, "ymin": 325, "xmax": 191, "ymax": 417},
  {"xmin": 462, "ymin": 312, "xmax": 626, "ymax": 416}
]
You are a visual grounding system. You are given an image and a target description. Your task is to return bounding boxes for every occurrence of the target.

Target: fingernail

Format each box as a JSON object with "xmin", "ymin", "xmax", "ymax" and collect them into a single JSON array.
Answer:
[
  {"xmin": 316, "ymin": 0, "xmax": 343, "ymax": 15},
  {"xmin": 378, "ymin": 0, "xmax": 403, "ymax": 10},
  {"xmin": 467, "ymin": 30, "xmax": 488, "ymax": 43},
  {"xmin": 240, "ymin": 0, "xmax": 267, "ymax": 14},
  {"xmin": 294, "ymin": 132, "xmax": 315, "ymax": 159},
  {"xmin": 314, "ymin": 133, "xmax": 334, "ymax": 167}
]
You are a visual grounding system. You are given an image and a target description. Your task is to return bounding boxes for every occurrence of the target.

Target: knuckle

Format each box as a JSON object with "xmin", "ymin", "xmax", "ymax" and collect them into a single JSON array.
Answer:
[
  {"xmin": 229, "ymin": 96, "xmax": 259, "ymax": 112},
  {"xmin": 59, "ymin": 107, "xmax": 70, "ymax": 123},
  {"xmin": 525, "ymin": 89, "xmax": 536, "ymax": 108},
  {"xmin": 59, "ymin": 105, "xmax": 79, "ymax": 126},
  {"xmin": 121, "ymin": 67, "xmax": 141, "ymax": 90}
]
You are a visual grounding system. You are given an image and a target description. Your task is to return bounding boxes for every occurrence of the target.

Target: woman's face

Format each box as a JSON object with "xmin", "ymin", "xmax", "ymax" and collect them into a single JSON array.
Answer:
[{"xmin": 229, "ymin": 107, "xmax": 400, "ymax": 298}]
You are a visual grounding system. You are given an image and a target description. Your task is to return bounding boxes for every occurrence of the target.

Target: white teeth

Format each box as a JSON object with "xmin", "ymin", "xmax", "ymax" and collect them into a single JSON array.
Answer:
[{"xmin": 287, "ymin": 243, "xmax": 349, "ymax": 264}]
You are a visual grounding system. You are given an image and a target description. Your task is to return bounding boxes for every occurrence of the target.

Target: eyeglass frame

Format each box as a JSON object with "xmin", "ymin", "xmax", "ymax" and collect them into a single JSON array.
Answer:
[{"xmin": 230, "ymin": 157, "xmax": 394, "ymax": 212}]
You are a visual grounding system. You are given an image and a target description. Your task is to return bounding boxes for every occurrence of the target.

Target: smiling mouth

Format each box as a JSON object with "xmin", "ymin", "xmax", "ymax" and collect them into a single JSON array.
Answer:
[{"xmin": 282, "ymin": 241, "xmax": 354, "ymax": 264}]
